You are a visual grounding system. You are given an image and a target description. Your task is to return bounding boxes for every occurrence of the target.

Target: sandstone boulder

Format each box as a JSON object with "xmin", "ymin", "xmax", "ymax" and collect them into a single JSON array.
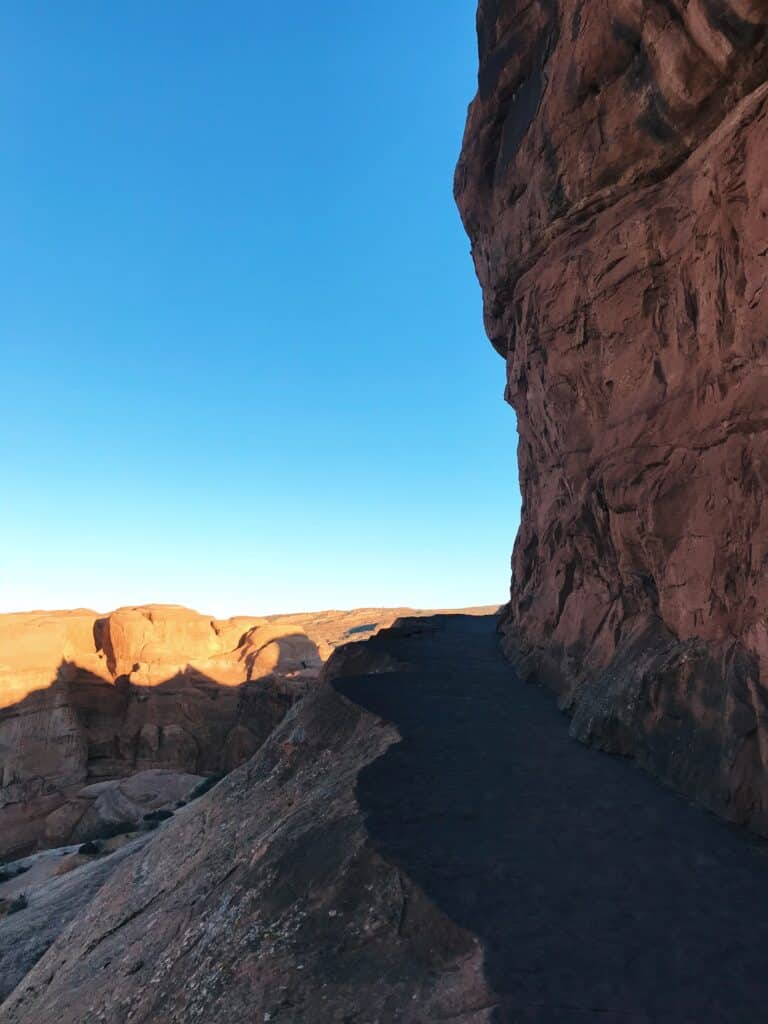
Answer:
[{"xmin": 43, "ymin": 769, "xmax": 204, "ymax": 847}]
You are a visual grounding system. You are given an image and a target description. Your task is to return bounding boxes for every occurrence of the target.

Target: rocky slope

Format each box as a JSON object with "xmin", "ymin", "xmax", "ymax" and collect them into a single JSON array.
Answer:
[
  {"xmin": 0, "ymin": 604, "xmax": 492, "ymax": 859},
  {"xmin": 0, "ymin": 834, "xmax": 155, "ymax": 1003},
  {"xmin": 0, "ymin": 620, "xmax": 495, "ymax": 1023},
  {"xmin": 5, "ymin": 614, "xmax": 768, "ymax": 1023},
  {"xmin": 456, "ymin": 0, "xmax": 768, "ymax": 828},
  {"xmin": 0, "ymin": 604, "xmax": 445, "ymax": 860},
  {"xmin": 0, "ymin": 605, "xmax": 313, "ymax": 859}
]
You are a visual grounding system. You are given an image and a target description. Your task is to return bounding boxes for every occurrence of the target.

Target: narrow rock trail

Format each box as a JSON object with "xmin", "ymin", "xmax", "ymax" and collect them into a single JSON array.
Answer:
[{"xmin": 333, "ymin": 614, "xmax": 768, "ymax": 1024}]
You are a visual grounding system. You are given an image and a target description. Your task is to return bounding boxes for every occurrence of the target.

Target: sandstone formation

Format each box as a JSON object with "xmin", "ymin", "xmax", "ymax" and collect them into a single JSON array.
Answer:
[
  {"xmin": 0, "ymin": 605, "xmax": 321, "ymax": 859},
  {"xmin": 456, "ymin": 0, "xmax": 768, "ymax": 827},
  {"xmin": 41, "ymin": 769, "xmax": 205, "ymax": 848},
  {"xmin": 6, "ymin": 615, "xmax": 768, "ymax": 1022},
  {"xmin": 0, "ymin": 604, "xmax": 492, "ymax": 859},
  {"xmin": 0, "ymin": 834, "xmax": 155, "ymax": 1003},
  {"xmin": 0, "ymin": 624, "xmax": 493, "ymax": 1024}
]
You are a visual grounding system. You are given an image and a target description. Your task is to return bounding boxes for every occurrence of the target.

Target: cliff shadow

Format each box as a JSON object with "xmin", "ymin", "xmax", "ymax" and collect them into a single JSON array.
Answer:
[
  {"xmin": 0, "ymin": 634, "xmax": 319, "ymax": 774},
  {"xmin": 333, "ymin": 613, "xmax": 768, "ymax": 1023},
  {"xmin": 0, "ymin": 634, "xmax": 319, "ymax": 858}
]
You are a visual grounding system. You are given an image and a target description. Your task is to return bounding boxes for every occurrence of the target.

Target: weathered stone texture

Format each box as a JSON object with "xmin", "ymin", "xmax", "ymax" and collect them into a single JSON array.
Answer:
[{"xmin": 456, "ymin": 0, "xmax": 768, "ymax": 827}]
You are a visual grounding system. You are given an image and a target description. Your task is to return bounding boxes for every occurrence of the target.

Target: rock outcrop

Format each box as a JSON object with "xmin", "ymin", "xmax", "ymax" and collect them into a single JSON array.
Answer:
[
  {"xmin": 0, "ymin": 834, "xmax": 155, "ymax": 1003},
  {"xmin": 0, "ymin": 624, "xmax": 493, "ymax": 1024},
  {"xmin": 456, "ymin": 0, "xmax": 768, "ymax": 827},
  {"xmin": 0, "ymin": 605, "xmax": 490, "ymax": 859},
  {"xmin": 6, "ymin": 614, "xmax": 768, "ymax": 1022},
  {"xmin": 0, "ymin": 605, "xmax": 322, "ymax": 858}
]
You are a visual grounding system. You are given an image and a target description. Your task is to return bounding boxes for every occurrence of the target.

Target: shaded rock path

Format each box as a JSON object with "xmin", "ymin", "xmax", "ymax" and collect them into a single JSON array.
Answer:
[{"xmin": 333, "ymin": 615, "xmax": 768, "ymax": 1024}]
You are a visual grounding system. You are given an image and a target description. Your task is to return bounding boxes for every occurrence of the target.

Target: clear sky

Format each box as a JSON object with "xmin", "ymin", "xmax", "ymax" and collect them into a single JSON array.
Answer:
[{"xmin": 1, "ymin": 1, "xmax": 521, "ymax": 617}]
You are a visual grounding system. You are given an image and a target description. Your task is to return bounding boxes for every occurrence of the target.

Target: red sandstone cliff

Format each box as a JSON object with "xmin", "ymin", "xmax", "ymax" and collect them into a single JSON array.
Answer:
[{"xmin": 456, "ymin": 0, "xmax": 768, "ymax": 827}]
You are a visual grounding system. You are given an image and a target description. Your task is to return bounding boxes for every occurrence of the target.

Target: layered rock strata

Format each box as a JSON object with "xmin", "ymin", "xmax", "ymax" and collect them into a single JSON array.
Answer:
[
  {"xmin": 0, "ymin": 605, "xmax": 490, "ymax": 858},
  {"xmin": 456, "ymin": 0, "xmax": 768, "ymax": 826},
  {"xmin": 0, "ymin": 605, "xmax": 319, "ymax": 858}
]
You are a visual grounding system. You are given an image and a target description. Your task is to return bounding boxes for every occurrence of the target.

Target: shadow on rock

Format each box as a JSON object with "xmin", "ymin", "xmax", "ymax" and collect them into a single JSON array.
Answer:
[{"xmin": 333, "ymin": 614, "xmax": 768, "ymax": 1024}]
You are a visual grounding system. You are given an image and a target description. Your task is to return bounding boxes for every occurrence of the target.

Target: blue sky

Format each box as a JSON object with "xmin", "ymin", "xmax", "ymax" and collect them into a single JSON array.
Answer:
[{"xmin": 0, "ymin": 1, "xmax": 520, "ymax": 616}]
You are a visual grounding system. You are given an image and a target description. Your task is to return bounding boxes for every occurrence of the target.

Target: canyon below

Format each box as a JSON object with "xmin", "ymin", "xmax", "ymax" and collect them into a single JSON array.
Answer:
[
  {"xmin": 2, "ymin": 610, "xmax": 768, "ymax": 1023},
  {"xmin": 0, "ymin": 603, "xmax": 471, "ymax": 863}
]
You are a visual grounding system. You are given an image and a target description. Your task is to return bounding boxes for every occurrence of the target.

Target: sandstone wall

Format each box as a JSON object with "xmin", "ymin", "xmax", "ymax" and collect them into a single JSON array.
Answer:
[
  {"xmin": 456, "ymin": 0, "xmax": 768, "ymax": 827},
  {"xmin": 0, "ymin": 605, "xmax": 319, "ymax": 858}
]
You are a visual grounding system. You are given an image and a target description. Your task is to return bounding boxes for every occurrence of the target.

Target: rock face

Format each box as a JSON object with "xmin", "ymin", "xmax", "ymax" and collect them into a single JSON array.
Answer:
[
  {"xmin": 456, "ymin": 1, "xmax": 768, "ymax": 827},
  {"xmin": 0, "ymin": 605, "xmax": 489, "ymax": 859},
  {"xmin": 7, "ymin": 614, "xmax": 768, "ymax": 1022},
  {"xmin": 0, "ymin": 834, "xmax": 155, "ymax": 1003},
  {"xmin": 0, "ymin": 626, "xmax": 492, "ymax": 1024},
  {"xmin": 0, "ymin": 605, "xmax": 320, "ymax": 859}
]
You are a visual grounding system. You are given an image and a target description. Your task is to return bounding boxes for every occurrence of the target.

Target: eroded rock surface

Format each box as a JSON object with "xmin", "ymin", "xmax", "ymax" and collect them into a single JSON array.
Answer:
[
  {"xmin": 456, "ymin": 0, "xmax": 768, "ymax": 827},
  {"xmin": 0, "ymin": 605, "xmax": 493, "ymax": 859},
  {"xmin": 5, "ymin": 615, "xmax": 768, "ymax": 1023},
  {"xmin": 0, "ymin": 623, "xmax": 493, "ymax": 1024},
  {"xmin": 0, "ymin": 834, "xmax": 154, "ymax": 1003},
  {"xmin": 0, "ymin": 605, "xmax": 315, "ymax": 859}
]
